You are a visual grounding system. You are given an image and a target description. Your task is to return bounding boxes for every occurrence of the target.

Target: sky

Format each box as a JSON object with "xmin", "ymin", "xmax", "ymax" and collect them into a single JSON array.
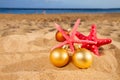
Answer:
[{"xmin": 0, "ymin": 0, "xmax": 120, "ymax": 8}]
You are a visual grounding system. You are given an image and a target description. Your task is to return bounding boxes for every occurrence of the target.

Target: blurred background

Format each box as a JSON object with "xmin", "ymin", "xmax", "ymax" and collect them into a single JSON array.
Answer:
[{"xmin": 0, "ymin": 0, "xmax": 120, "ymax": 14}]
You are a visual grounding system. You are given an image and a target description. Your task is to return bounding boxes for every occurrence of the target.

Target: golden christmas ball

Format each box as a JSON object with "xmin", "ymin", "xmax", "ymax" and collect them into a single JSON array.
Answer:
[
  {"xmin": 72, "ymin": 48, "xmax": 93, "ymax": 69},
  {"xmin": 55, "ymin": 30, "xmax": 69, "ymax": 42},
  {"xmin": 50, "ymin": 48, "xmax": 69, "ymax": 67}
]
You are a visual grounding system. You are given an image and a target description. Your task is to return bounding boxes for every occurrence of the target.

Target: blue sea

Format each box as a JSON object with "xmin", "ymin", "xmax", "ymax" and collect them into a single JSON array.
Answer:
[{"xmin": 0, "ymin": 8, "xmax": 120, "ymax": 14}]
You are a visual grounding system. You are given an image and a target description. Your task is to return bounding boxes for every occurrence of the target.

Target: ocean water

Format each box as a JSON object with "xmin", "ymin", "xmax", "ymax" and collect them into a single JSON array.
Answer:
[{"xmin": 0, "ymin": 8, "xmax": 120, "ymax": 14}]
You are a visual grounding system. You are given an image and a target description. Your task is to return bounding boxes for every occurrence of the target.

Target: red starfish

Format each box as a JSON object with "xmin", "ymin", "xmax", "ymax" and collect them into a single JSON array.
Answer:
[
  {"xmin": 76, "ymin": 24, "xmax": 112, "ymax": 56},
  {"xmin": 51, "ymin": 19, "xmax": 96, "ymax": 53}
]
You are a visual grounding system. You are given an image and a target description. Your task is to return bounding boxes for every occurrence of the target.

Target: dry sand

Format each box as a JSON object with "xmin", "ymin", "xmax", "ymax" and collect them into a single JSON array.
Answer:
[{"xmin": 0, "ymin": 13, "xmax": 120, "ymax": 80}]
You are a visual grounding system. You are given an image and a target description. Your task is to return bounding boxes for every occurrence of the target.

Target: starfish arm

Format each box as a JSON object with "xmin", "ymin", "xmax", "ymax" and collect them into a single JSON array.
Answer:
[
  {"xmin": 74, "ymin": 38, "xmax": 97, "ymax": 44},
  {"xmin": 89, "ymin": 24, "xmax": 97, "ymax": 40},
  {"xmin": 91, "ymin": 45, "xmax": 100, "ymax": 56},
  {"xmin": 69, "ymin": 42, "xmax": 75, "ymax": 52},
  {"xmin": 51, "ymin": 41, "xmax": 68, "ymax": 51},
  {"xmin": 97, "ymin": 38, "xmax": 112, "ymax": 47},
  {"xmin": 70, "ymin": 19, "xmax": 80, "ymax": 38},
  {"xmin": 75, "ymin": 31, "xmax": 87, "ymax": 40},
  {"xmin": 55, "ymin": 23, "xmax": 70, "ymax": 40},
  {"xmin": 81, "ymin": 44, "xmax": 91, "ymax": 49}
]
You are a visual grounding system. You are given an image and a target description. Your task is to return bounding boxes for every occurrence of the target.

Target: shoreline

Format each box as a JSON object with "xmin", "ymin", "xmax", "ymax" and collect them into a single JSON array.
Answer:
[{"xmin": 0, "ymin": 13, "xmax": 120, "ymax": 20}]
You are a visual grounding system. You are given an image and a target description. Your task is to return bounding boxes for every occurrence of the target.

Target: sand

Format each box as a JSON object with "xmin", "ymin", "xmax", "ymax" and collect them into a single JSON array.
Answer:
[{"xmin": 0, "ymin": 13, "xmax": 120, "ymax": 80}]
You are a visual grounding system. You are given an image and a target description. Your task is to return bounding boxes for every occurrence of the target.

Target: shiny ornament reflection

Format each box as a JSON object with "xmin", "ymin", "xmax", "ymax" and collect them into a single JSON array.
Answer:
[
  {"xmin": 72, "ymin": 48, "xmax": 93, "ymax": 69},
  {"xmin": 50, "ymin": 48, "xmax": 69, "ymax": 67}
]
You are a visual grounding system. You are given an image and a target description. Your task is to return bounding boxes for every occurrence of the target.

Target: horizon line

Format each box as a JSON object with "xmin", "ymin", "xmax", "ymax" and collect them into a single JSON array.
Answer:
[{"xmin": 0, "ymin": 7, "xmax": 120, "ymax": 10}]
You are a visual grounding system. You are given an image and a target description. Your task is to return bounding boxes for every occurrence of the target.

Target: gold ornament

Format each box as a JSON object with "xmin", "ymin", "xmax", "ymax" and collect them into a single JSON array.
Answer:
[
  {"xmin": 50, "ymin": 48, "xmax": 69, "ymax": 67},
  {"xmin": 72, "ymin": 48, "xmax": 93, "ymax": 69},
  {"xmin": 55, "ymin": 30, "xmax": 69, "ymax": 42}
]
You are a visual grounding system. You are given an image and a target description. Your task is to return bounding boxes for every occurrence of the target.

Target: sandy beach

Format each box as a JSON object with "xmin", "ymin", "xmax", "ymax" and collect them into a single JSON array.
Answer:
[{"xmin": 0, "ymin": 13, "xmax": 120, "ymax": 80}]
